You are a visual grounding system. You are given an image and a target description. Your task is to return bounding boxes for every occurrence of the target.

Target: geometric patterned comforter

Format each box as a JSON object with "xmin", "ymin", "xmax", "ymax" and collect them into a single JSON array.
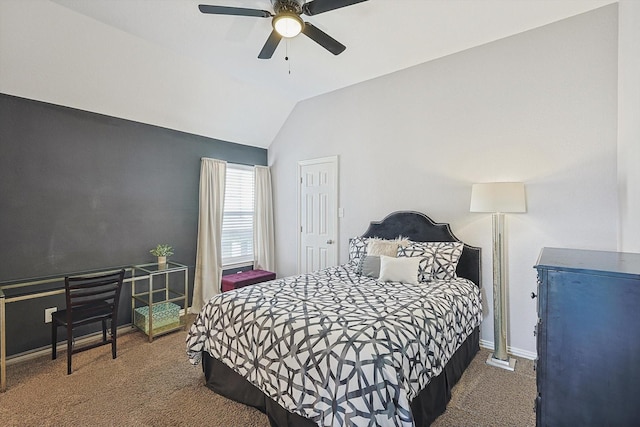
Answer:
[{"xmin": 186, "ymin": 264, "xmax": 482, "ymax": 427}]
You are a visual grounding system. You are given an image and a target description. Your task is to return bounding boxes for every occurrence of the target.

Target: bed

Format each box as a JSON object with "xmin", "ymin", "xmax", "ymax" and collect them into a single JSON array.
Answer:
[{"xmin": 187, "ymin": 211, "xmax": 482, "ymax": 426}]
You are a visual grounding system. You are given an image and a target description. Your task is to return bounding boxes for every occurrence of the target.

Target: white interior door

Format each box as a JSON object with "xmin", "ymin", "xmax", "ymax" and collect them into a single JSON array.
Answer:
[{"xmin": 298, "ymin": 156, "xmax": 338, "ymax": 274}]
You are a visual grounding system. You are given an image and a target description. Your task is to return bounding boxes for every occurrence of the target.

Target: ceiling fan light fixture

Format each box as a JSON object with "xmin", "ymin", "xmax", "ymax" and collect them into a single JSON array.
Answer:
[{"xmin": 273, "ymin": 12, "xmax": 303, "ymax": 38}]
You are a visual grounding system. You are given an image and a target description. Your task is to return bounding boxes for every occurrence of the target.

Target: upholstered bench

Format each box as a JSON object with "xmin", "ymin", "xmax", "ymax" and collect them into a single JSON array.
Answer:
[{"xmin": 221, "ymin": 269, "xmax": 276, "ymax": 292}]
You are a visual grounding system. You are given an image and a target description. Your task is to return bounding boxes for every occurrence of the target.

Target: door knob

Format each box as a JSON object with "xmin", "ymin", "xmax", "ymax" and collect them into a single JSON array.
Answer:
[{"xmin": 531, "ymin": 292, "xmax": 537, "ymax": 299}]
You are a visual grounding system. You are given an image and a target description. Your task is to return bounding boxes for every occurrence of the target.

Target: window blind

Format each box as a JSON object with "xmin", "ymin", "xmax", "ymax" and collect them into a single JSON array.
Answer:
[{"xmin": 222, "ymin": 164, "xmax": 255, "ymax": 266}]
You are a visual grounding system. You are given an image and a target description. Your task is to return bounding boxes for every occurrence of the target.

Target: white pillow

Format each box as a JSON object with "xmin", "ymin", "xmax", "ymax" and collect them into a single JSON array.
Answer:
[
  {"xmin": 378, "ymin": 255, "xmax": 420, "ymax": 285},
  {"xmin": 366, "ymin": 238, "xmax": 399, "ymax": 257},
  {"xmin": 366, "ymin": 236, "xmax": 410, "ymax": 257}
]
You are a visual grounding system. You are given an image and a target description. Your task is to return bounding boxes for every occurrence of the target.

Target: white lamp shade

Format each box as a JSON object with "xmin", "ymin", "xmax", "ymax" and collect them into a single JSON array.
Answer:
[
  {"xmin": 470, "ymin": 182, "xmax": 526, "ymax": 213},
  {"xmin": 273, "ymin": 13, "xmax": 303, "ymax": 38}
]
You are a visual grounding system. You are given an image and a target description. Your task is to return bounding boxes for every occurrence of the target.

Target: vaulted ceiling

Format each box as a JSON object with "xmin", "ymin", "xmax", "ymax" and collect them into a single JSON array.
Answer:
[{"xmin": 1, "ymin": 0, "xmax": 616, "ymax": 148}]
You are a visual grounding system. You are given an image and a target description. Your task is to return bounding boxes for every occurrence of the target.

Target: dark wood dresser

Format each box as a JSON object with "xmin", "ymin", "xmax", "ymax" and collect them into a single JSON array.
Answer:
[{"xmin": 534, "ymin": 247, "xmax": 640, "ymax": 426}]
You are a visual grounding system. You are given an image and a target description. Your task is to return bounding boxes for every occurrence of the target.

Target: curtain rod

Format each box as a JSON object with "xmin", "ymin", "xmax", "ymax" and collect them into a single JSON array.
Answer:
[{"xmin": 200, "ymin": 158, "xmax": 267, "ymax": 168}]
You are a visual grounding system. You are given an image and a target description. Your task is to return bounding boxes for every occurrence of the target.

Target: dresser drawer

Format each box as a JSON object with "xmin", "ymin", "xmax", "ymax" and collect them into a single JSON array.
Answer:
[{"xmin": 534, "ymin": 247, "xmax": 640, "ymax": 426}]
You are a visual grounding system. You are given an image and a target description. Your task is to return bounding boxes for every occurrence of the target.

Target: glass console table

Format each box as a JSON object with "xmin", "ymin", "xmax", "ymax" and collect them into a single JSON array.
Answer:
[
  {"xmin": 0, "ymin": 261, "xmax": 189, "ymax": 392},
  {"xmin": 0, "ymin": 266, "xmax": 134, "ymax": 393},
  {"xmin": 130, "ymin": 261, "xmax": 188, "ymax": 342}
]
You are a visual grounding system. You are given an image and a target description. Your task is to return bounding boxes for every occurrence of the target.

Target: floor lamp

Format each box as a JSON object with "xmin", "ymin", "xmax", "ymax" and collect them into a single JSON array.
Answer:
[{"xmin": 470, "ymin": 182, "xmax": 526, "ymax": 371}]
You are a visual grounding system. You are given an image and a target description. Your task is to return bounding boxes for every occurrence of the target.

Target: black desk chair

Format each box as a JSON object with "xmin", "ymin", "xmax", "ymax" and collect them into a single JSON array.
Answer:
[{"xmin": 51, "ymin": 269, "xmax": 125, "ymax": 374}]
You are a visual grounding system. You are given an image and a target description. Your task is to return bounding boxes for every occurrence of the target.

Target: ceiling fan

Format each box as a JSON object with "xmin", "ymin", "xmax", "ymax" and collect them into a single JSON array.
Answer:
[{"xmin": 198, "ymin": 0, "xmax": 368, "ymax": 59}]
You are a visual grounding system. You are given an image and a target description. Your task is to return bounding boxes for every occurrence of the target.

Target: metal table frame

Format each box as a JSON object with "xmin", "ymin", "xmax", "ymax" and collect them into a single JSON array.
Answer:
[
  {"xmin": 0, "ymin": 262, "xmax": 188, "ymax": 392},
  {"xmin": 130, "ymin": 261, "xmax": 188, "ymax": 342}
]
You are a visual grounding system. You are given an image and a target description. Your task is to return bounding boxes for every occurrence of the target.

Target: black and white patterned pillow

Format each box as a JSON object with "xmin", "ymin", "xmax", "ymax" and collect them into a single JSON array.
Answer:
[
  {"xmin": 348, "ymin": 236, "xmax": 368, "ymax": 266},
  {"xmin": 398, "ymin": 241, "xmax": 464, "ymax": 281},
  {"xmin": 394, "ymin": 250, "xmax": 434, "ymax": 283}
]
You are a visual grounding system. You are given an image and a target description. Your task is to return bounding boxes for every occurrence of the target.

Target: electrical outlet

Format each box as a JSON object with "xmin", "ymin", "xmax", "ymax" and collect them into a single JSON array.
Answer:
[{"xmin": 44, "ymin": 307, "xmax": 57, "ymax": 323}]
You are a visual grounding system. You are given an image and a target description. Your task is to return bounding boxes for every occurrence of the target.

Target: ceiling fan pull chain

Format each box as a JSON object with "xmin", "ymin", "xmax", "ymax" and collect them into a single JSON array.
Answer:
[{"xmin": 285, "ymin": 40, "xmax": 291, "ymax": 75}]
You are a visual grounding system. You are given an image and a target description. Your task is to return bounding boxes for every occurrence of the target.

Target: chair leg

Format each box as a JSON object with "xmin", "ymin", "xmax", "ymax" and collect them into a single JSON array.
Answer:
[
  {"xmin": 66, "ymin": 326, "xmax": 73, "ymax": 375},
  {"xmin": 102, "ymin": 318, "xmax": 107, "ymax": 343},
  {"xmin": 111, "ymin": 320, "xmax": 117, "ymax": 359},
  {"xmin": 52, "ymin": 321, "xmax": 57, "ymax": 360}
]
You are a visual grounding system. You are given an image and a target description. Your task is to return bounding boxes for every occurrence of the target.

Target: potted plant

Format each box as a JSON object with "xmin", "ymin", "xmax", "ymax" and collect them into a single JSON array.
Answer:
[{"xmin": 150, "ymin": 244, "xmax": 174, "ymax": 268}]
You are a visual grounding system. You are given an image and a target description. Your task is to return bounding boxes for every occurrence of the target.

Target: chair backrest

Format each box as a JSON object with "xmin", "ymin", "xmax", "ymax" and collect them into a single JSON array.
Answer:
[{"xmin": 64, "ymin": 269, "xmax": 125, "ymax": 321}]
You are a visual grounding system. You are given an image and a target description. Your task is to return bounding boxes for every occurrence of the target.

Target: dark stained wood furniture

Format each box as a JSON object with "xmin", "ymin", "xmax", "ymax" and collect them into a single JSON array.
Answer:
[
  {"xmin": 534, "ymin": 248, "xmax": 640, "ymax": 426},
  {"xmin": 51, "ymin": 269, "xmax": 125, "ymax": 374}
]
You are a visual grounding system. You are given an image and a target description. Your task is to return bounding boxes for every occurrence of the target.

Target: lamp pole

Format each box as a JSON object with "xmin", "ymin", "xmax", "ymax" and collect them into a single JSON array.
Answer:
[
  {"xmin": 470, "ymin": 182, "xmax": 525, "ymax": 372},
  {"xmin": 487, "ymin": 211, "xmax": 516, "ymax": 370},
  {"xmin": 491, "ymin": 213, "xmax": 509, "ymax": 358}
]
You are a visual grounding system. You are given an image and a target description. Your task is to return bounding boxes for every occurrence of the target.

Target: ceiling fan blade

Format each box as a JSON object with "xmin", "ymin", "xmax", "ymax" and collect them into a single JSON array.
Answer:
[
  {"xmin": 301, "ymin": 22, "xmax": 345, "ymax": 55},
  {"xmin": 302, "ymin": 0, "xmax": 368, "ymax": 16},
  {"xmin": 258, "ymin": 30, "xmax": 282, "ymax": 59},
  {"xmin": 198, "ymin": 5, "xmax": 272, "ymax": 18}
]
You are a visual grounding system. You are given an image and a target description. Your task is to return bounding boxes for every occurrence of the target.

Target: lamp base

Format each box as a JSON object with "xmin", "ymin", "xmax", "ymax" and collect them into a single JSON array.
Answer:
[{"xmin": 486, "ymin": 353, "xmax": 516, "ymax": 371}]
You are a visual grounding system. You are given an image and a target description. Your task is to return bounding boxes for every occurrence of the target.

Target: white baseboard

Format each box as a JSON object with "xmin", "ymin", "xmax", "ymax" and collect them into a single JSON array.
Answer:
[{"xmin": 480, "ymin": 339, "xmax": 537, "ymax": 360}]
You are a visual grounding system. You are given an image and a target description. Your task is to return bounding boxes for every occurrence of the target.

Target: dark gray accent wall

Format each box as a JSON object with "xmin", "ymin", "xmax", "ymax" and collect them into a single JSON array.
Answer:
[{"xmin": 0, "ymin": 93, "xmax": 267, "ymax": 356}]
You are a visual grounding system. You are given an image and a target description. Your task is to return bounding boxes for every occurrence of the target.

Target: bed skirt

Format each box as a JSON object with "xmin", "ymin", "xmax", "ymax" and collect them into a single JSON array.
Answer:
[{"xmin": 201, "ymin": 327, "xmax": 480, "ymax": 426}]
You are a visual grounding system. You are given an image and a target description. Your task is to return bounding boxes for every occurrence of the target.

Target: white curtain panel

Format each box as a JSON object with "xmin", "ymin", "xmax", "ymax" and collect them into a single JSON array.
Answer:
[
  {"xmin": 191, "ymin": 158, "xmax": 226, "ymax": 313},
  {"xmin": 253, "ymin": 165, "xmax": 275, "ymax": 272}
]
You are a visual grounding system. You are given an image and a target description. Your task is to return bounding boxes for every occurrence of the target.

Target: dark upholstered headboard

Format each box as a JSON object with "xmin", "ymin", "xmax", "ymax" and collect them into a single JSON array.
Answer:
[{"xmin": 360, "ymin": 211, "xmax": 481, "ymax": 287}]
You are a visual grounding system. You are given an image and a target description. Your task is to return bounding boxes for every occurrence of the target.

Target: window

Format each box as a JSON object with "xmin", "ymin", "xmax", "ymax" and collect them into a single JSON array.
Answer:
[{"xmin": 221, "ymin": 164, "xmax": 254, "ymax": 266}]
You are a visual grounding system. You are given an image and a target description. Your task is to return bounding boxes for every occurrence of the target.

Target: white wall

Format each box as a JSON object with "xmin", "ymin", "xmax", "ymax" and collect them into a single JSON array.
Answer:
[
  {"xmin": 618, "ymin": 1, "xmax": 640, "ymax": 252},
  {"xmin": 269, "ymin": 5, "xmax": 619, "ymax": 357},
  {"xmin": 0, "ymin": 0, "xmax": 291, "ymax": 148}
]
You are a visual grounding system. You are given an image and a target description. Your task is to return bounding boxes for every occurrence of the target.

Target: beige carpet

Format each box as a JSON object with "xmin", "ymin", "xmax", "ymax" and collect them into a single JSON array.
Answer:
[{"xmin": 0, "ymin": 324, "xmax": 535, "ymax": 426}]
